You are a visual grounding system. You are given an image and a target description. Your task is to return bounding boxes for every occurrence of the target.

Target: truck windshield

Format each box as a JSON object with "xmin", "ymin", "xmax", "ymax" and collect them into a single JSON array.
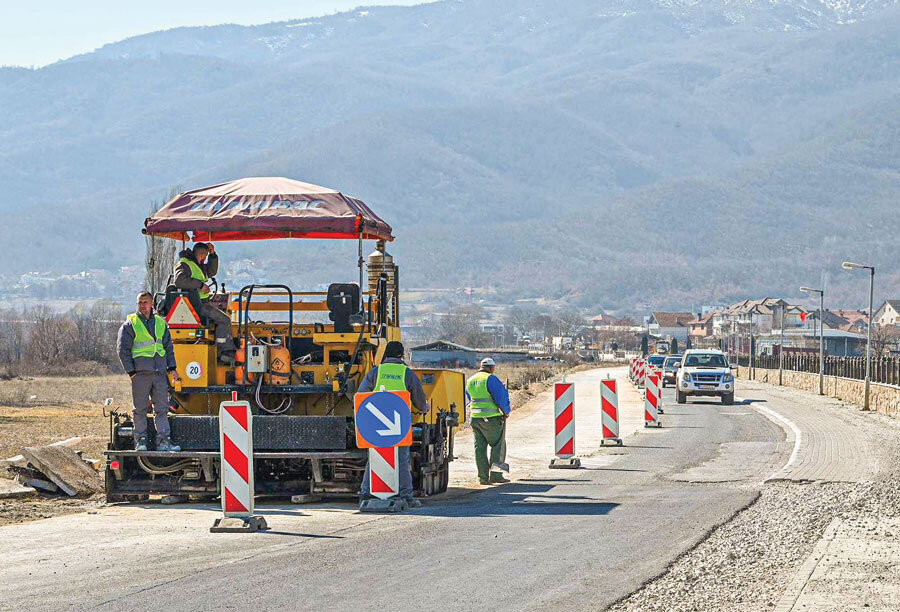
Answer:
[
  {"xmin": 684, "ymin": 353, "xmax": 728, "ymax": 367},
  {"xmin": 647, "ymin": 356, "xmax": 666, "ymax": 366}
]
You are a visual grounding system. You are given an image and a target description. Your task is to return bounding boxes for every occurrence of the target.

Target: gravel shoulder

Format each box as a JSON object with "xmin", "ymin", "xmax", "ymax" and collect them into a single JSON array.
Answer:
[{"xmin": 609, "ymin": 380, "xmax": 900, "ymax": 612}]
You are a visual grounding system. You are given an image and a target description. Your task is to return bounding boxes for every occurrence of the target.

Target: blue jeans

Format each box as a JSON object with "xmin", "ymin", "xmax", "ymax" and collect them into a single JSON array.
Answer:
[{"xmin": 359, "ymin": 446, "xmax": 413, "ymax": 498}]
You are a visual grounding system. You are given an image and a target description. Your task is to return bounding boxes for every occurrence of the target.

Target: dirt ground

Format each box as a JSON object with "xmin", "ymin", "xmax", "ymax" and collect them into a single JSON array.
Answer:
[{"xmin": 0, "ymin": 375, "xmax": 130, "ymax": 526}]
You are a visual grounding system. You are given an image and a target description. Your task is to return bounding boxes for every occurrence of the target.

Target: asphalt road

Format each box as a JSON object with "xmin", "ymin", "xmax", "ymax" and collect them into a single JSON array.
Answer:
[{"xmin": 73, "ymin": 384, "xmax": 789, "ymax": 612}]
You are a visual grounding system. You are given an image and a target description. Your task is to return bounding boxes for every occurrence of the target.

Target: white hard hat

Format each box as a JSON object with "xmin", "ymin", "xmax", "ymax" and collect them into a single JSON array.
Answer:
[{"xmin": 480, "ymin": 357, "xmax": 496, "ymax": 367}]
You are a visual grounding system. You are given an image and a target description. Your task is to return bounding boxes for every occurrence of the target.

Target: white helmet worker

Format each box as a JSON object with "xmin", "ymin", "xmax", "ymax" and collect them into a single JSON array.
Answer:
[{"xmin": 480, "ymin": 357, "xmax": 496, "ymax": 368}]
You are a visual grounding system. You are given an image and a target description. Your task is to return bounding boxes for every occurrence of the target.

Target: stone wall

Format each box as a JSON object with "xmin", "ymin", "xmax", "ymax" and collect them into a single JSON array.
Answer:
[{"xmin": 735, "ymin": 366, "xmax": 900, "ymax": 418}]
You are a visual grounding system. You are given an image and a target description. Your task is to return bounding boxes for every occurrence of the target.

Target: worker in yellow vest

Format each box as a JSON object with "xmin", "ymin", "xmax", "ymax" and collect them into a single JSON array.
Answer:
[
  {"xmin": 116, "ymin": 292, "xmax": 181, "ymax": 452},
  {"xmin": 466, "ymin": 358, "xmax": 511, "ymax": 485},
  {"xmin": 358, "ymin": 341, "xmax": 428, "ymax": 508},
  {"xmin": 173, "ymin": 242, "xmax": 236, "ymax": 363}
]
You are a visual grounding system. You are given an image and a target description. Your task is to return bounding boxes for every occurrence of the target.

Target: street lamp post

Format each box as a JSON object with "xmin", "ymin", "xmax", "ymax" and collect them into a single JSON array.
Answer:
[
  {"xmin": 842, "ymin": 262, "xmax": 875, "ymax": 410},
  {"xmin": 779, "ymin": 306, "xmax": 785, "ymax": 385},
  {"xmin": 800, "ymin": 286, "xmax": 825, "ymax": 395}
]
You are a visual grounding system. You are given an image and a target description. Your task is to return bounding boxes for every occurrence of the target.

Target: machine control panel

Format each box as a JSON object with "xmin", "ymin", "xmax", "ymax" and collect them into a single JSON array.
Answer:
[{"xmin": 247, "ymin": 344, "xmax": 268, "ymax": 373}]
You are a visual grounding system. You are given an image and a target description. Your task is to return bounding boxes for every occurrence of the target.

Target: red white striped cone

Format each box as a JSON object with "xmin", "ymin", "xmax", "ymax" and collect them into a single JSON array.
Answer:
[
  {"xmin": 368, "ymin": 446, "xmax": 400, "ymax": 500},
  {"xmin": 644, "ymin": 371, "xmax": 661, "ymax": 427},
  {"xmin": 549, "ymin": 382, "xmax": 580, "ymax": 469},
  {"xmin": 211, "ymin": 398, "xmax": 267, "ymax": 533},
  {"xmin": 600, "ymin": 378, "xmax": 622, "ymax": 446}
]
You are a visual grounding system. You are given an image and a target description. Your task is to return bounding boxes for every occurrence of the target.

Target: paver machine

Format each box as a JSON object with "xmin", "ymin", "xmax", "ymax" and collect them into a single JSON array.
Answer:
[{"xmin": 105, "ymin": 177, "xmax": 464, "ymax": 502}]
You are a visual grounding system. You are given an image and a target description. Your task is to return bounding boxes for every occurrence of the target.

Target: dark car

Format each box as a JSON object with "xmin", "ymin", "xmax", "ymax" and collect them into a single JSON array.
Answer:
[{"xmin": 662, "ymin": 354, "xmax": 683, "ymax": 388}]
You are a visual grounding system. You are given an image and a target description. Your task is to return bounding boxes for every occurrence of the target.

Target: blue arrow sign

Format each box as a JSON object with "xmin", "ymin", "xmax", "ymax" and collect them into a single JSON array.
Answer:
[{"xmin": 355, "ymin": 391, "xmax": 413, "ymax": 448}]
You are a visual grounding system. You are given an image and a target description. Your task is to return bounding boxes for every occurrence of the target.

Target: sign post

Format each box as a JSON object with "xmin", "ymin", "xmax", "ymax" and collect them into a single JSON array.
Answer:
[
  {"xmin": 354, "ymin": 391, "xmax": 413, "ymax": 512},
  {"xmin": 211, "ymin": 396, "xmax": 268, "ymax": 533}
]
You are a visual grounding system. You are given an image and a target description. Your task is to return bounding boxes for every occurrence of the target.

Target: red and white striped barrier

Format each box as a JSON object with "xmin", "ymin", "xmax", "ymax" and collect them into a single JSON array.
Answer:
[
  {"xmin": 600, "ymin": 378, "xmax": 621, "ymax": 445},
  {"xmin": 220, "ymin": 400, "xmax": 254, "ymax": 516},
  {"xmin": 368, "ymin": 447, "xmax": 399, "ymax": 500},
  {"xmin": 211, "ymin": 396, "xmax": 267, "ymax": 532},
  {"xmin": 549, "ymin": 382, "xmax": 580, "ymax": 468},
  {"xmin": 637, "ymin": 359, "xmax": 646, "ymax": 388},
  {"xmin": 652, "ymin": 366, "xmax": 665, "ymax": 414},
  {"xmin": 630, "ymin": 359, "xmax": 637, "ymax": 382},
  {"xmin": 644, "ymin": 370, "xmax": 661, "ymax": 427}
]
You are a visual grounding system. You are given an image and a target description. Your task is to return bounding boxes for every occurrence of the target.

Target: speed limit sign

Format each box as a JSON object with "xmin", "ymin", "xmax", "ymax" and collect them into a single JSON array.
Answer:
[{"xmin": 186, "ymin": 361, "xmax": 203, "ymax": 380}]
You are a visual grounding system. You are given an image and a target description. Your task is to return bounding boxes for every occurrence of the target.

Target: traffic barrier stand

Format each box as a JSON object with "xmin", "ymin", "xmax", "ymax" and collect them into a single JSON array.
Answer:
[
  {"xmin": 549, "ymin": 382, "xmax": 580, "ymax": 468},
  {"xmin": 600, "ymin": 377, "xmax": 622, "ymax": 446},
  {"xmin": 644, "ymin": 371, "xmax": 662, "ymax": 428},
  {"xmin": 653, "ymin": 367, "xmax": 665, "ymax": 414},
  {"xmin": 354, "ymin": 390, "xmax": 414, "ymax": 513},
  {"xmin": 637, "ymin": 360, "xmax": 646, "ymax": 389},
  {"xmin": 211, "ymin": 393, "xmax": 268, "ymax": 533}
]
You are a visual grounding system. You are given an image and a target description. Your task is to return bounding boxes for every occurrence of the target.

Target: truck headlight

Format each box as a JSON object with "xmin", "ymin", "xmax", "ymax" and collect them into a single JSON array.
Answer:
[{"xmin": 724, "ymin": 374, "xmax": 734, "ymax": 383}]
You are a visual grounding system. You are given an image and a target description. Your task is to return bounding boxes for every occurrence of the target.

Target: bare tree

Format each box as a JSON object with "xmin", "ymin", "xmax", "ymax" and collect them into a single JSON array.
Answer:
[
  {"xmin": 439, "ymin": 305, "xmax": 491, "ymax": 348},
  {"xmin": 871, "ymin": 324, "xmax": 900, "ymax": 358},
  {"xmin": 144, "ymin": 187, "xmax": 181, "ymax": 295}
]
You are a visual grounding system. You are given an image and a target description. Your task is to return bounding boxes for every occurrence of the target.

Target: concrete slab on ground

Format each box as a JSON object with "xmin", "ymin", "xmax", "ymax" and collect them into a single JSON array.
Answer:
[{"xmin": 776, "ymin": 515, "xmax": 900, "ymax": 612}]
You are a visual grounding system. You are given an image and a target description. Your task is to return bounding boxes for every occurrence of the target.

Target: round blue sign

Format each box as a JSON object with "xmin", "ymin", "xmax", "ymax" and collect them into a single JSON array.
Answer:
[{"xmin": 355, "ymin": 391, "xmax": 413, "ymax": 448}]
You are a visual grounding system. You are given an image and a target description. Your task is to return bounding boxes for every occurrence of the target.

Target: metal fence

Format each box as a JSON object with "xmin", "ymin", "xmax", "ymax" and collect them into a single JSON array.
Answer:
[{"xmin": 746, "ymin": 354, "xmax": 900, "ymax": 386}]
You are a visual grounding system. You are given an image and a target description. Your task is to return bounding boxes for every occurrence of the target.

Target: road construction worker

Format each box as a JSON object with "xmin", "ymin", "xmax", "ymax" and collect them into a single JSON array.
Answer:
[
  {"xmin": 117, "ymin": 291, "xmax": 181, "ymax": 452},
  {"xmin": 358, "ymin": 341, "xmax": 428, "ymax": 508},
  {"xmin": 173, "ymin": 241, "xmax": 236, "ymax": 363},
  {"xmin": 466, "ymin": 357, "xmax": 511, "ymax": 485}
]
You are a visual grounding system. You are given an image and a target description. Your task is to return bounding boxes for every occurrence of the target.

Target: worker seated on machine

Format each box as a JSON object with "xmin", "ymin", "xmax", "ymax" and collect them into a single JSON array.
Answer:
[{"xmin": 173, "ymin": 241, "xmax": 236, "ymax": 363}]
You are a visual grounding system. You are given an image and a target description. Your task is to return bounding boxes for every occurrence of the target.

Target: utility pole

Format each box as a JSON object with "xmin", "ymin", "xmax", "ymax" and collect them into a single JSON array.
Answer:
[
  {"xmin": 842, "ymin": 262, "xmax": 875, "ymax": 410},
  {"xmin": 779, "ymin": 305, "xmax": 785, "ymax": 385},
  {"xmin": 800, "ymin": 286, "xmax": 825, "ymax": 395}
]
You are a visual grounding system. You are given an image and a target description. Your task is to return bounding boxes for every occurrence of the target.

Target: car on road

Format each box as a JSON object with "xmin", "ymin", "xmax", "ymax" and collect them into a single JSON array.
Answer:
[
  {"xmin": 646, "ymin": 354, "xmax": 666, "ymax": 373},
  {"xmin": 675, "ymin": 349, "xmax": 736, "ymax": 405},
  {"xmin": 662, "ymin": 354, "xmax": 683, "ymax": 388}
]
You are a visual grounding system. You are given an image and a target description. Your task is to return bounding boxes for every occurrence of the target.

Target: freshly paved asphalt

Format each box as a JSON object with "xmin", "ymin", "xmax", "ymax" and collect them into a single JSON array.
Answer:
[{"xmin": 70, "ymin": 385, "xmax": 789, "ymax": 612}]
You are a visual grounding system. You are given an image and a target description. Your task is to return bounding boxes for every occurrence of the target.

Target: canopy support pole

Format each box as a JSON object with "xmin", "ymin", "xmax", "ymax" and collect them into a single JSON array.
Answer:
[{"xmin": 357, "ymin": 231, "xmax": 364, "ymax": 314}]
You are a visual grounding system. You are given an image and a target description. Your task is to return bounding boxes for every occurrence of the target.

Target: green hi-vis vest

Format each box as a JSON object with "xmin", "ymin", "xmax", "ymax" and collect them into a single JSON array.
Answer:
[
  {"xmin": 374, "ymin": 362, "xmax": 408, "ymax": 392},
  {"xmin": 127, "ymin": 313, "xmax": 166, "ymax": 359},
  {"xmin": 177, "ymin": 257, "xmax": 210, "ymax": 300},
  {"xmin": 466, "ymin": 371, "xmax": 502, "ymax": 418}
]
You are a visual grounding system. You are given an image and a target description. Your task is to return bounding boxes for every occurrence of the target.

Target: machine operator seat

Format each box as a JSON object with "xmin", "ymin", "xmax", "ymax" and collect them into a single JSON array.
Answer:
[{"xmin": 326, "ymin": 283, "xmax": 361, "ymax": 333}]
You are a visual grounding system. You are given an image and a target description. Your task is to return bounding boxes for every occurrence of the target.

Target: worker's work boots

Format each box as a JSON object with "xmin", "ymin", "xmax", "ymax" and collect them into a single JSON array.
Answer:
[
  {"xmin": 134, "ymin": 436, "xmax": 149, "ymax": 452},
  {"xmin": 156, "ymin": 437, "xmax": 181, "ymax": 452},
  {"xmin": 403, "ymin": 497, "xmax": 422, "ymax": 508},
  {"xmin": 489, "ymin": 473, "xmax": 510, "ymax": 484}
]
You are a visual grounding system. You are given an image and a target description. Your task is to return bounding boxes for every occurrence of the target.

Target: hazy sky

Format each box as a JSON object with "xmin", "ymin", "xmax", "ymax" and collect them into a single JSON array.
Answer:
[{"xmin": 1, "ymin": 1, "xmax": 428, "ymax": 67}]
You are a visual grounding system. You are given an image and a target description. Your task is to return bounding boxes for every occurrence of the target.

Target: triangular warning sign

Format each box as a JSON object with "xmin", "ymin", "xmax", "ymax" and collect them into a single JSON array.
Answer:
[{"xmin": 166, "ymin": 296, "xmax": 201, "ymax": 328}]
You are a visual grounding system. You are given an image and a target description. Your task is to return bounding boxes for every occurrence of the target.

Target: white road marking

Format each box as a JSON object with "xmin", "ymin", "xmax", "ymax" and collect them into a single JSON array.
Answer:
[{"xmin": 736, "ymin": 396, "xmax": 802, "ymax": 480}]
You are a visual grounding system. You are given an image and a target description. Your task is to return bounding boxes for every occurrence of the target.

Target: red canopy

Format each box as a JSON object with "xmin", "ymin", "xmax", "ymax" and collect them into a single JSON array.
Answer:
[{"xmin": 143, "ymin": 177, "xmax": 393, "ymax": 242}]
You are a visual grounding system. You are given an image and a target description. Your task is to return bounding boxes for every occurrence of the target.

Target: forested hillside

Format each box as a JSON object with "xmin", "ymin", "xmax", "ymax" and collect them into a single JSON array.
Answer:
[{"xmin": 1, "ymin": 0, "xmax": 898, "ymax": 309}]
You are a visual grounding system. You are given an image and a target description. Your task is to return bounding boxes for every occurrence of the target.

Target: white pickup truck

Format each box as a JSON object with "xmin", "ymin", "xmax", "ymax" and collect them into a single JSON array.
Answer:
[{"xmin": 675, "ymin": 349, "xmax": 736, "ymax": 405}]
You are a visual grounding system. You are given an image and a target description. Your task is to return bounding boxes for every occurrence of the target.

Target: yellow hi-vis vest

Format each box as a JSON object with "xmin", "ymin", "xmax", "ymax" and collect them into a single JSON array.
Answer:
[
  {"xmin": 177, "ymin": 257, "xmax": 210, "ymax": 300},
  {"xmin": 466, "ymin": 371, "xmax": 502, "ymax": 418},
  {"xmin": 127, "ymin": 313, "xmax": 166, "ymax": 359},
  {"xmin": 374, "ymin": 362, "xmax": 408, "ymax": 392}
]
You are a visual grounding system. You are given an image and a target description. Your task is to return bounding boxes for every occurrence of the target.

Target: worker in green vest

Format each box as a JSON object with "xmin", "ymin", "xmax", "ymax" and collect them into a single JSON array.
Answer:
[
  {"xmin": 357, "ymin": 341, "xmax": 428, "ymax": 509},
  {"xmin": 173, "ymin": 242, "xmax": 236, "ymax": 363},
  {"xmin": 466, "ymin": 357, "xmax": 511, "ymax": 485},
  {"xmin": 116, "ymin": 292, "xmax": 181, "ymax": 452}
]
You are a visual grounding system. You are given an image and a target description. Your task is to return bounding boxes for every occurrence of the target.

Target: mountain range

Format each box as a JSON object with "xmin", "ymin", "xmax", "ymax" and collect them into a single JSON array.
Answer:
[{"xmin": 1, "ymin": 0, "xmax": 899, "ymax": 311}]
